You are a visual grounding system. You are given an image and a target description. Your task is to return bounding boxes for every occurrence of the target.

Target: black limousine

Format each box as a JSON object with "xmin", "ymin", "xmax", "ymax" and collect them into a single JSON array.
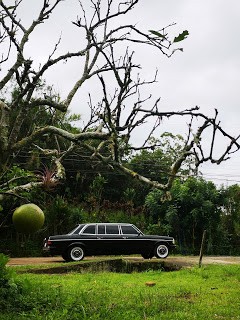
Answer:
[{"xmin": 43, "ymin": 223, "xmax": 176, "ymax": 262}]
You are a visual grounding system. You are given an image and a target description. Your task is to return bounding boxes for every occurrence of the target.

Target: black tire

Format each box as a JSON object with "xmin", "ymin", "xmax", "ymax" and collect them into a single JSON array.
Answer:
[
  {"xmin": 155, "ymin": 244, "xmax": 169, "ymax": 259},
  {"xmin": 61, "ymin": 251, "xmax": 69, "ymax": 262},
  {"xmin": 141, "ymin": 253, "xmax": 153, "ymax": 259},
  {"xmin": 68, "ymin": 245, "xmax": 85, "ymax": 262}
]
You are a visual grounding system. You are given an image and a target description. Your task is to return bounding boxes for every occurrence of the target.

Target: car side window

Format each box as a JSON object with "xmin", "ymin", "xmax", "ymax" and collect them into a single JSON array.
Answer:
[
  {"xmin": 82, "ymin": 225, "xmax": 96, "ymax": 234},
  {"xmin": 98, "ymin": 225, "xmax": 105, "ymax": 234},
  {"xmin": 106, "ymin": 225, "xmax": 119, "ymax": 234},
  {"xmin": 121, "ymin": 225, "xmax": 139, "ymax": 235}
]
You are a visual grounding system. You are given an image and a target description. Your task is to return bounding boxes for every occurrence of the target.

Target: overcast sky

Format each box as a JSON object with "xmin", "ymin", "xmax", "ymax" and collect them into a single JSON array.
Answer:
[
  {"xmin": 133, "ymin": 0, "xmax": 240, "ymax": 186},
  {"xmin": 9, "ymin": 0, "xmax": 240, "ymax": 186}
]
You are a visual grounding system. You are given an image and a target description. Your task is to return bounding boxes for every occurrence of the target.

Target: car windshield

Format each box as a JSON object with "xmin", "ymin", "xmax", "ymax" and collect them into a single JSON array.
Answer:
[{"xmin": 132, "ymin": 225, "xmax": 144, "ymax": 235}]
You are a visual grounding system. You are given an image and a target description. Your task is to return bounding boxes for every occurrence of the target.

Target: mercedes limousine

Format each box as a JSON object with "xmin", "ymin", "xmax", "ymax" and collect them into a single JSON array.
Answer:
[{"xmin": 43, "ymin": 223, "xmax": 176, "ymax": 262}]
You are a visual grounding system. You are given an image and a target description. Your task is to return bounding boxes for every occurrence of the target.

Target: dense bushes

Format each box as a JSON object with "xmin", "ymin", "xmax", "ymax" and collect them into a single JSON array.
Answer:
[
  {"xmin": 145, "ymin": 178, "xmax": 240, "ymax": 255},
  {"xmin": 0, "ymin": 254, "xmax": 22, "ymax": 310}
]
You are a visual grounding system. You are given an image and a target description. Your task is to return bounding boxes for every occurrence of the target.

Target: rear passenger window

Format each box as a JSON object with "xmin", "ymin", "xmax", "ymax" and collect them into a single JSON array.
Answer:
[
  {"xmin": 121, "ymin": 225, "xmax": 139, "ymax": 235},
  {"xmin": 82, "ymin": 225, "xmax": 96, "ymax": 234},
  {"xmin": 106, "ymin": 225, "xmax": 119, "ymax": 234},
  {"xmin": 98, "ymin": 225, "xmax": 105, "ymax": 234}
]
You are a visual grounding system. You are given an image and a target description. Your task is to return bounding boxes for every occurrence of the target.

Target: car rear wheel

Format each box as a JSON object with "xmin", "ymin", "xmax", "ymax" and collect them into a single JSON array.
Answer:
[
  {"xmin": 62, "ymin": 251, "xmax": 69, "ymax": 261},
  {"xmin": 68, "ymin": 246, "xmax": 85, "ymax": 261},
  {"xmin": 141, "ymin": 253, "xmax": 153, "ymax": 259},
  {"xmin": 155, "ymin": 244, "xmax": 169, "ymax": 259}
]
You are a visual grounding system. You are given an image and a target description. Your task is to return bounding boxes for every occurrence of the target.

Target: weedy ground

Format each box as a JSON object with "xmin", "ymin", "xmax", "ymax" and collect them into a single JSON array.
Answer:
[{"xmin": 1, "ymin": 264, "xmax": 240, "ymax": 320}]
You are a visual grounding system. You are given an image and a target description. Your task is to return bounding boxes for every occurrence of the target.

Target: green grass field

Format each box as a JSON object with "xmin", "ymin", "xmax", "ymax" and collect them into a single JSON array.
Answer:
[{"xmin": 1, "ymin": 264, "xmax": 240, "ymax": 320}]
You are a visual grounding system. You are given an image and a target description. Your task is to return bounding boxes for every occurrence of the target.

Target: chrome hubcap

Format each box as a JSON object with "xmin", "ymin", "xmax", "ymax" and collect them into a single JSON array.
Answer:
[{"xmin": 71, "ymin": 247, "xmax": 83, "ymax": 260}]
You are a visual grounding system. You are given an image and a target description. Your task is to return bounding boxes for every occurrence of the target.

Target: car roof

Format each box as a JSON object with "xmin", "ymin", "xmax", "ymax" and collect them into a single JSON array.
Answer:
[{"xmin": 78, "ymin": 223, "xmax": 134, "ymax": 226}]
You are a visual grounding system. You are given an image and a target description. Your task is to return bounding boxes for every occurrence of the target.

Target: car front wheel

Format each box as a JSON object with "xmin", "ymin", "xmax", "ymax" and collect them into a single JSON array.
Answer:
[
  {"xmin": 155, "ymin": 244, "xmax": 169, "ymax": 259},
  {"xmin": 68, "ymin": 246, "xmax": 85, "ymax": 261}
]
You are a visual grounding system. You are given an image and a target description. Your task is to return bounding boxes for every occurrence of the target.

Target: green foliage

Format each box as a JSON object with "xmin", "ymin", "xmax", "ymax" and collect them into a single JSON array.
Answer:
[
  {"xmin": 145, "ymin": 223, "xmax": 169, "ymax": 235},
  {"xmin": 145, "ymin": 177, "xmax": 224, "ymax": 254},
  {"xmin": 0, "ymin": 254, "xmax": 22, "ymax": 310},
  {"xmin": 218, "ymin": 184, "xmax": 240, "ymax": 254},
  {"xmin": 145, "ymin": 188, "xmax": 164, "ymax": 219},
  {"xmin": 45, "ymin": 196, "xmax": 86, "ymax": 235},
  {"xmin": 67, "ymin": 113, "xmax": 81, "ymax": 123},
  {"xmin": 8, "ymin": 165, "xmax": 32, "ymax": 179},
  {"xmin": 89, "ymin": 174, "xmax": 107, "ymax": 199},
  {"xmin": 174, "ymin": 30, "xmax": 189, "ymax": 43},
  {"xmin": 0, "ymin": 253, "xmax": 10, "ymax": 282},
  {"xmin": 149, "ymin": 29, "xmax": 166, "ymax": 38},
  {"xmin": 123, "ymin": 187, "xmax": 136, "ymax": 203},
  {"xmin": 149, "ymin": 29, "xmax": 189, "ymax": 44},
  {"xmin": 0, "ymin": 165, "xmax": 35, "ymax": 192}
]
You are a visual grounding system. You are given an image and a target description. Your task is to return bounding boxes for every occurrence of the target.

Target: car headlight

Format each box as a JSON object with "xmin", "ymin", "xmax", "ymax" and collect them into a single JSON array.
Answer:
[{"xmin": 172, "ymin": 238, "xmax": 176, "ymax": 245}]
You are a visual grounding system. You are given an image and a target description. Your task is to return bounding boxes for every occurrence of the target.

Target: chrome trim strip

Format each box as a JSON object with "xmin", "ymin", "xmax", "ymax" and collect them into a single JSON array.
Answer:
[{"xmin": 50, "ymin": 238, "xmax": 173, "ymax": 242}]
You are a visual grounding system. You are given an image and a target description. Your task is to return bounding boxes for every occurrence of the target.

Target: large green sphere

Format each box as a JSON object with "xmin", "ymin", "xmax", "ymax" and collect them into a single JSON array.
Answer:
[{"xmin": 12, "ymin": 203, "xmax": 45, "ymax": 234}]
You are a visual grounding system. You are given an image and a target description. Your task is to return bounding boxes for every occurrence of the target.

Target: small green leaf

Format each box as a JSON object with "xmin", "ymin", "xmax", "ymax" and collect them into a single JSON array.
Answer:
[
  {"xmin": 149, "ymin": 30, "xmax": 166, "ymax": 39},
  {"xmin": 173, "ymin": 30, "xmax": 189, "ymax": 43}
]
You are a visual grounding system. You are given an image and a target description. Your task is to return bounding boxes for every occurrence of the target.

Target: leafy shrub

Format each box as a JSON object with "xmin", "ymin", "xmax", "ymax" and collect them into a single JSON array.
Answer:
[
  {"xmin": 0, "ymin": 253, "xmax": 21, "ymax": 309},
  {"xmin": 45, "ymin": 196, "xmax": 87, "ymax": 235},
  {"xmin": 0, "ymin": 253, "xmax": 9, "ymax": 284}
]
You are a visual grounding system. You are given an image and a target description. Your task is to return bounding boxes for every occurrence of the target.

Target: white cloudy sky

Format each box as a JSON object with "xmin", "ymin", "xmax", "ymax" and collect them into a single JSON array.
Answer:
[
  {"xmin": 4, "ymin": 0, "xmax": 240, "ymax": 186},
  {"xmin": 133, "ymin": 0, "xmax": 240, "ymax": 186}
]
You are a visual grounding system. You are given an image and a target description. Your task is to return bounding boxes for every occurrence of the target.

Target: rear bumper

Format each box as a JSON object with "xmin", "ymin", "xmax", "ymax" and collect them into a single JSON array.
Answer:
[
  {"xmin": 43, "ymin": 245, "xmax": 50, "ymax": 253},
  {"xmin": 43, "ymin": 244, "xmax": 61, "ymax": 256}
]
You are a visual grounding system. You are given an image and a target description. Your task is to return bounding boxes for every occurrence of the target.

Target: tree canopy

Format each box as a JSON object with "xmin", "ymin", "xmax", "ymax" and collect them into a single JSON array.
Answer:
[{"xmin": 0, "ymin": 0, "xmax": 239, "ymax": 198}]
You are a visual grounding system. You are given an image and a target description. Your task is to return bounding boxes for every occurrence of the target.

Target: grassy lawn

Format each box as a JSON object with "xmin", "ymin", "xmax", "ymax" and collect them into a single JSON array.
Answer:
[{"xmin": 1, "ymin": 264, "xmax": 240, "ymax": 320}]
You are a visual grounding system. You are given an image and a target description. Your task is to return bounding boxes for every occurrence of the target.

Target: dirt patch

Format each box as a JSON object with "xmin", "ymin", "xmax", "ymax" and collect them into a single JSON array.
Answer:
[
  {"xmin": 7, "ymin": 255, "xmax": 240, "ymax": 269},
  {"xmin": 16, "ymin": 259, "xmax": 180, "ymax": 274},
  {"xmin": 7, "ymin": 256, "xmax": 65, "ymax": 266}
]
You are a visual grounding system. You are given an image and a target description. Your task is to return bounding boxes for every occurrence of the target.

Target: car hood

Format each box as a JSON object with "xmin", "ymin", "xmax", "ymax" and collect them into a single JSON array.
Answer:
[{"xmin": 141, "ymin": 235, "xmax": 174, "ymax": 240}]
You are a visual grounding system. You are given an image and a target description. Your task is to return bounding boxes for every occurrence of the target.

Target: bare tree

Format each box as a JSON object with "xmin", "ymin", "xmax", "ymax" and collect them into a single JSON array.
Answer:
[{"xmin": 0, "ymin": 0, "xmax": 239, "ymax": 196}]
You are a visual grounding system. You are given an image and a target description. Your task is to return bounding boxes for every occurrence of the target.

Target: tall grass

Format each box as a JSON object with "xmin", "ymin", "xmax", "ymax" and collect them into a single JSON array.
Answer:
[{"xmin": 1, "ymin": 265, "xmax": 239, "ymax": 320}]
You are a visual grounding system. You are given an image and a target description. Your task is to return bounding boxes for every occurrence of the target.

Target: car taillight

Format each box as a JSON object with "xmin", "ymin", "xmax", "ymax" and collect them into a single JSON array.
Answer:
[{"xmin": 47, "ymin": 240, "xmax": 52, "ymax": 245}]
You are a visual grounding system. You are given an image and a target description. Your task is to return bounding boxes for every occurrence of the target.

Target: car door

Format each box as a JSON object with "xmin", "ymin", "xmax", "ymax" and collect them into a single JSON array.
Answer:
[
  {"xmin": 96, "ymin": 224, "xmax": 123, "ymax": 255},
  {"xmin": 120, "ymin": 225, "xmax": 142, "ymax": 255},
  {"xmin": 79, "ymin": 224, "xmax": 99, "ymax": 255}
]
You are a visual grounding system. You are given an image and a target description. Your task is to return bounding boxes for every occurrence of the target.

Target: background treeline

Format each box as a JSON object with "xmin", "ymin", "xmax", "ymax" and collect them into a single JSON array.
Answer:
[
  {"xmin": 0, "ymin": 164, "xmax": 239, "ymax": 257},
  {"xmin": 0, "ymin": 95, "xmax": 239, "ymax": 256}
]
